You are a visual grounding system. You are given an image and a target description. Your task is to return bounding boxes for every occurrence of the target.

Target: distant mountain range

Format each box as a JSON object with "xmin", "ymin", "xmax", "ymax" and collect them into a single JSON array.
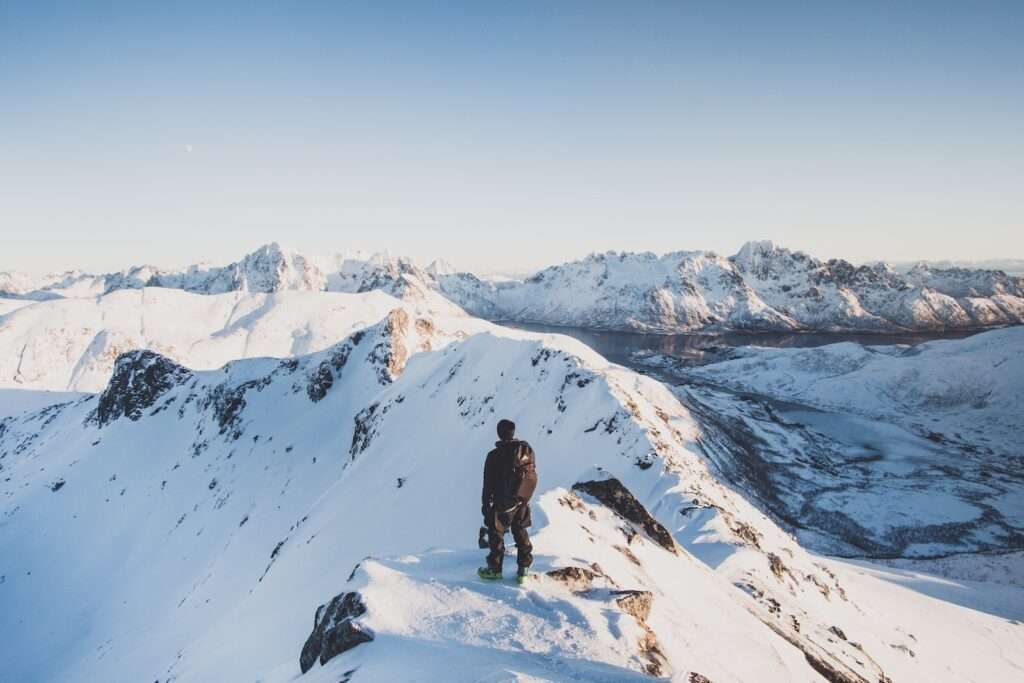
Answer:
[
  {"xmin": 891, "ymin": 258, "xmax": 1024, "ymax": 276},
  {"xmin": 3, "ymin": 241, "xmax": 1023, "ymax": 333}
]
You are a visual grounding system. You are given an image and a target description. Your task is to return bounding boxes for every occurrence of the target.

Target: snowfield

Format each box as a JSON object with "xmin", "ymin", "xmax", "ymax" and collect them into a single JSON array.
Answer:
[
  {"xmin": 0, "ymin": 286, "xmax": 477, "ymax": 392},
  {"xmin": 685, "ymin": 326, "xmax": 1024, "ymax": 459},
  {"xmin": 619, "ymin": 326, "xmax": 1024, "ymax": 561},
  {"xmin": 1, "ymin": 300, "xmax": 1022, "ymax": 682},
  {"xmin": 0, "ymin": 297, "xmax": 36, "ymax": 317}
]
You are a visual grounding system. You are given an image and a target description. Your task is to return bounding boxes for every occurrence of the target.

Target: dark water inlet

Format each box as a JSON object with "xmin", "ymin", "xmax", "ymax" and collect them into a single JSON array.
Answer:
[{"xmin": 497, "ymin": 321, "xmax": 985, "ymax": 368}]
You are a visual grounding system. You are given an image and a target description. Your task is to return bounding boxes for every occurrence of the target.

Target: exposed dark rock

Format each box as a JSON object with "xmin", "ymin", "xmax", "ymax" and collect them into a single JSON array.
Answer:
[
  {"xmin": 633, "ymin": 453, "xmax": 655, "ymax": 470},
  {"xmin": 546, "ymin": 566, "xmax": 601, "ymax": 592},
  {"xmin": 350, "ymin": 403, "xmax": 380, "ymax": 457},
  {"xmin": 299, "ymin": 592, "xmax": 373, "ymax": 674},
  {"xmin": 767, "ymin": 552, "xmax": 789, "ymax": 581},
  {"xmin": 638, "ymin": 629, "xmax": 668, "ymax": 677},
  {"xmin": 368, "ymin": 309, "xmax": 411, "ymax": 384},
  {"xmin": 802, "ymin": 651, "xmax": 869, "ymax": 683},
  {"xmin": 558, "ymin": 492, "xmax": 586, "ymax": 512},
  {"xmin": 688, "ymin": 674, "xmax": 713, "ymax": 683},
  {"xmin": 613, "ymin": 544, "xmax": 642, "ymax": 566},
  {"xmin": 573, "ymin": 477, "xmax": 678, "ymax": 554},
  {"xmin": 829, "ymin": 625, "xmax": 848, "ymax": 641},
  {"xmin": 757, "ymin": 608, "xmax": 878, "ymax": 683},
  {"xmin": 611, "ymin": 590, "xmax": 652, "ymax": 622},
  {"xmin": 50, "ymin": 479, "xmax": 65, "ymax": 492},
  {"xmin": 731, "ymin": 521, "xmax": 762, "ymax": 549},
  {"xmin": 306, "ymin": 332, "xmax": 366, "ymax": 402},
  {"xmin": 305, "ymin": 362, "xmax": 334, "ymax": 402},
  {"xmin": 203, "ymin": 377, "xmax": 270, "ymax": 440},
  {"xmin": 88, "ymin": 351, "xmax": 192, "ymax": 427}
]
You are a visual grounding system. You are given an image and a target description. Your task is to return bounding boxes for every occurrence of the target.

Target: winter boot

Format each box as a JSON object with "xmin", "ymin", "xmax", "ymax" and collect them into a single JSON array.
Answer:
[
  {"xmin": 516, "ymin": 567, "xmax": 531, "ymax": 585},
  {"xmin": 477, "ymin": 566, "xmax": 502, "ymax": 581}
]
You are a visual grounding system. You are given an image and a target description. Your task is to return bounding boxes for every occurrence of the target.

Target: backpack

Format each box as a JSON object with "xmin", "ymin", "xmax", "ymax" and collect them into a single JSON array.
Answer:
[{"xmin": 496, "ymin": 440, "xmax": 538, "ymax": 513}]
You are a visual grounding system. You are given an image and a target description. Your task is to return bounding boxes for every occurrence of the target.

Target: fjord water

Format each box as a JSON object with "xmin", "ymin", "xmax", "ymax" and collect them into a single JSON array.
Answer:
[{"xmin": 499, "ymin": 321, "xmax": 983, "ymax": 368}]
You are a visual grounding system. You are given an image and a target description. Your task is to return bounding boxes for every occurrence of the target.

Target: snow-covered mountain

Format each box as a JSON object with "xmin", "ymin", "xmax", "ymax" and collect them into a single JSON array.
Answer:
[
  {"xmin": 436, "ymin": 241, "xmax": 1024, "ymax": 333},
  {"xmin": 1, "ymin": 304, "xmax": 1021, "ymax": 681},
  {"xmin": 0, "ymin": 287, "xmax": 473, "ymax": 392},
  {"xmin": 893, "ymin": 258, "xmax": 1024, "ymax": 277},
  {"xmin": 7, "ymin": 241, "xmax": 1023, "ymax": 334},
  {"xmin": 631, "ymin": 326, "xmax": 1024, "ymax": 559},
  {"xmin": 0, "ymin": 243, "xmax": 327, "ymax": 299}
]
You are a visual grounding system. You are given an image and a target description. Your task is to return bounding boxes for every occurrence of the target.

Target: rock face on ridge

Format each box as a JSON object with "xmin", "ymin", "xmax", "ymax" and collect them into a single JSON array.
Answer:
[
  {"xmin": 573, "ymin": 476, "xmax": 678, "ymax": 553},
  {"xmin": 299, "ymin": 592, "xmax": 373, "ymax": 674},
  {"xmin": 88, "ymin": 350, "xmax": 193, "ymax": 427}
]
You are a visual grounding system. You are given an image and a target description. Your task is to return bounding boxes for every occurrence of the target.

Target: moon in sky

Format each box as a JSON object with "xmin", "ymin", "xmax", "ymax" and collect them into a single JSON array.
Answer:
[{"xmin": 185, "ymin": 144, "xmax": 193, "ymax": 153}]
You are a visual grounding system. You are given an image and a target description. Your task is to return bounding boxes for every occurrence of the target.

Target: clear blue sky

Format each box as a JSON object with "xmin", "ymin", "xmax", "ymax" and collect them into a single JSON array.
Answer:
[{"xmin": 2, "ymin": 1, "xmax": 1022, "ymax": 273}]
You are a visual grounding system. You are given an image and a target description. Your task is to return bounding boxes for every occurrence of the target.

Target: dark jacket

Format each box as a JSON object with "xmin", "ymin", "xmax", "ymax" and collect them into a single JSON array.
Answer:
[{"xmin": 481, "ymin": 438, "xmax": 537, "ymax": 517}]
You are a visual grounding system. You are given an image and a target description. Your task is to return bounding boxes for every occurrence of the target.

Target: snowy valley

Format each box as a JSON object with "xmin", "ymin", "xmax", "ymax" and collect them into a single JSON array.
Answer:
[{"xmin": 0, "ymin": 246, "xmax": 1021, "ymax": 683}]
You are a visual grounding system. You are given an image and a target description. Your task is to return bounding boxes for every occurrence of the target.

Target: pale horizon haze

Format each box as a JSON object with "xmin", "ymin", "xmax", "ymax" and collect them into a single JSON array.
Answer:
[{"xmin": 2, "ymin": 1, "xmax": 1022, "ymax": 274}]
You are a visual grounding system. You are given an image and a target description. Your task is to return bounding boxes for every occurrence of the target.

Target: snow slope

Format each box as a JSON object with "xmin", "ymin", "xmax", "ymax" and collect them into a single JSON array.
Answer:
[
  {"xmin": 0, "ymin": 389, "xmax": 88, "ymax": 420},
  {"xmin": 0, "ymin": 286, "xmax": 474, "ymax": 392},
  {"xmin": 620, "ymin": 327, "xmax": 1024, "ymax": 559},
  {"xmin": 2, "ymin": 310, "xmax": 1020, "ymax": 682},
  {"xmin": 0, "ymin": 297, "xmax": 36, "ymax": 317},
  {"xmin": 686, "ymin": 326, "xmax": 1024, "ymax": 451}
]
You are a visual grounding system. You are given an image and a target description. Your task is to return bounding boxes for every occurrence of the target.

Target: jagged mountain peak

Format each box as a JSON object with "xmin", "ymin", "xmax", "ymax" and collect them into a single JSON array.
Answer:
[
  {"xmin": 731, "ymin": 240, "xmax": 817, "ymax": 276},
  {"xmin": 5, "ymin": 242, "xmax": 1024, "ymax": 334},
  {"xmin": 425, "ymin": 258, "xmax": 457, "ymax": 277},
  {"xmin": 732, "ymin": 239, "xmax": 780, "ymax": 261}
]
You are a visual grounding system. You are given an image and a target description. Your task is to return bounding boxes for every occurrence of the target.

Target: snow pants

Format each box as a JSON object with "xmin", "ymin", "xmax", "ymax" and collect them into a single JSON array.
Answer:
[{"xmin": 486, "ymin": 504, "xmax": 533, "ymax": 571}]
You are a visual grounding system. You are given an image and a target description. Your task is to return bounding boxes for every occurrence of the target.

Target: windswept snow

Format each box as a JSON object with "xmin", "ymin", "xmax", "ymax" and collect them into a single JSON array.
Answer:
[
  {"xmin": 0, "ymin": 297, "xmax": 36, "ymax": 317},
  {"xmin": 686, "ymin": 325, "xmax": 1024, "ymax": 450},
  {"xmin": 2, "ymin": 303, "xmax": 1020, "ymax": 682},
  {"xmin": 620, "ymin": 326, "xmax": 1024, "ymax": 560},
  {"xmin": 0, "ymin": 389, "xmax": 88, "ymax": 420},
  {"xmin": 2, "ymin": 244, "xmax": 1022, "ymax": 682},
  {"xmin": 0, "ymin": 286, "xmax": 474, "ymax": 392}
]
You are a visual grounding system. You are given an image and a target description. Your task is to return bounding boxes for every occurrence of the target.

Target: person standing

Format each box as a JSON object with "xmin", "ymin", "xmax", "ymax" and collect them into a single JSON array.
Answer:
[{"xmin": 478, "ymin": 419, "xmax": 538, "ymax": 584}]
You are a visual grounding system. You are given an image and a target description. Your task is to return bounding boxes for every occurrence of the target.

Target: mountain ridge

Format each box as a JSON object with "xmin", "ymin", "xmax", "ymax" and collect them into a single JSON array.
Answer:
[
  {"xmin": 5, "ymin": 241, "xmax": 1023, "ymax": 334},
  {"xmin": 1, "ymin": 295, "xmax": 1020, "ymax": 681}
]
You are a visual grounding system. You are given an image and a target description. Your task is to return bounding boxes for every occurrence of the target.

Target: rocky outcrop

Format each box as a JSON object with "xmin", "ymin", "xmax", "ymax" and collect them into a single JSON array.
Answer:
[
  {"xmin": 546, "ymin": 565, "xmax": 609, "ymax": 592},
  {"xmin": 546, "ymin": 562, "xmax": 668, "ymax": 678},
  {"xmin": 611, "ymin": 588, "xmax": 666, "ymax": 676},
  {"xmin": 611, "ymin": 590, "xmax": 653, "ymax": 622},
  {"xmin": 299, "ymin": 592, "xmax": 373, "ymax": 674},
  {"xmin": 87, "ymin": 351, "xmax": 192, "ymax": 427},
  {"xmin": 368, "ymin": 309, "xmax": 411, "ymax": 383},
  {"xmin": 573, "ymin": 477, "xmax": 678, "ymax": 554},
  {"xmin": 305, "ymin": 330, "xmax": 366, "ymax": 402}
]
